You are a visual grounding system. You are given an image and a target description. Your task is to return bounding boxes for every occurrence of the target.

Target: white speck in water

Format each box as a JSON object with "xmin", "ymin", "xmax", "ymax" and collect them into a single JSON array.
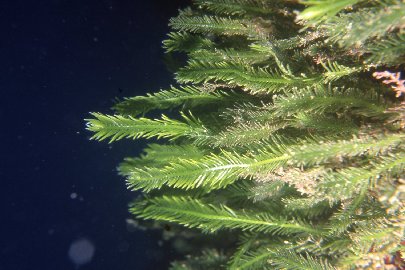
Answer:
[
  {"xmin": 68, "ymin": 238, "xmax": 95, "ymax": 268},
  {"xmin": 70, "ymin": 192, "xmax": 78, "ymax": 199}
]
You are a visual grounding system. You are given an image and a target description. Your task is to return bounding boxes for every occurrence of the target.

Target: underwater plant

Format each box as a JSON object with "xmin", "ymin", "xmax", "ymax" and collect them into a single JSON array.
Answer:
[{"xmin": 86, "ymin": 0, "xmax": 404, "ymax": 269}]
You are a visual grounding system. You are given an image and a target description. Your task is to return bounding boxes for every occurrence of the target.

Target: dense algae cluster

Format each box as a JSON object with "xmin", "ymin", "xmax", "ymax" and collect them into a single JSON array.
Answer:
[{"xmin": 86, "ymin": 0, "xmax": 404, "ymax": 269}]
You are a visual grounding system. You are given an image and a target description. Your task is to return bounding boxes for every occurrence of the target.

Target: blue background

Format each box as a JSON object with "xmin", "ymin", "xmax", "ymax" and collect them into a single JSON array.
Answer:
[{"xmin": 0, "ymin": 0, "xmax": 190, "ymax": 269}]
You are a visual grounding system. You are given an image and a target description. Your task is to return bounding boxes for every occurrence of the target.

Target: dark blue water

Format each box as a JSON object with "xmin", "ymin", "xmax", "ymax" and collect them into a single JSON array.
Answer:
[{"xmin": 0, "ymin": 0, "xmax": 190, "ymax": 269}]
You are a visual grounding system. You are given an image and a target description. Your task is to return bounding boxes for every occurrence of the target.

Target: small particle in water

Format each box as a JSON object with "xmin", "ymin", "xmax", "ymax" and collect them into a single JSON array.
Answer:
[
  {"xmin": 68, "ymin": 238, "xmax": 95, "ymax": 267},
  {"xmin": 70, "ymin": 192, "xmax": 78, "ymax": 199}
]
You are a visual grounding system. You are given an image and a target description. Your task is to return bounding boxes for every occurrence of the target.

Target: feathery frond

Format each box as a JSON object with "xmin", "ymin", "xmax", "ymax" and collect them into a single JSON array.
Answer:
[
  {"xmin": 322, "ymin": 1, "xmax": 405, "ymax": 47},
  {"xmin": 232, "ymin": 246, "xmax": 274, "ymax": 270},
  {"xmin": 118, "ymin": 143, "xmax": 207, "ymax": 176},
  {"xmin": 126, "ymin": 149, "xmax": 251, "ymax": 192},
  {"xmin": 176, "ymin": 60, "xmax": 318, "ymax": 94},
  {"xmin": 169, "ymin": 15, "xmax": 268, "ymax": 40},
  {"xmin": 268, "ymin": 250, "xmax": 336, "ymax": 270},
  {"xmin": 272, "ymin": 86, "xmax": 388, "ymax": 119},
  {"xmin": 131, "ymin": 196, "xmax": 323, "ymax": 235},
  {"xmin": 163, "ymin": 32, "xmax": 214, "ymax": 53},
  {"xmin": 189, "ymin": 48, "xmax": 272, "ymax": 65},
  {"xmin": 292, "ymin": 113, "xmax": 359, "ymax": 134},
  {"xmin": 318, "ymin": 152, "xmax": 405, "ymax": 201},
  {"xmin": 85, "ymin": 112, "xmax": 208, "ymax": 143},
  {"xmin": 208, "ymin": 121, "xmax": 289, "ymax": 147},
  {"xmin": 248, "ymin": 180, "xmax": 293, "ymax": 202},
  {"xmin": 321, "ymin": 61, "xmax": 362, "ymax": 83},
  {"xmin": 194, "ymin": 0, "xmax": 276, "ymax": 16},
  {"xmin": 290, "ymin": 133, "xmax": 404, "ymax": 167},
  {"xmin": 228, "ymin": 234, "xmax": 258, "ymax": 269},
  {"xmin": 365, "ymin": 32, "xmax": 405, "ymax": 65},
  {"xmin": 113, "ymin": 86, "xmax": 232, "ymax": 116},
  {"xmin": 298, "ymin": 0, "xmax": 361, "ymax": 23}
]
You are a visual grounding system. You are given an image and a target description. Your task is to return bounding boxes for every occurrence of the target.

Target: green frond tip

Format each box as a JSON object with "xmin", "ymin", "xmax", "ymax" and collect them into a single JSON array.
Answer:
[
  {"xmin": 126, "ymin": 149, "xmax": 250, "ymax": 192},
  {"xmin": 318, "ymin": 152, "xmax": 405, "ymax": 201},
  {"xmin": 272, "ymin": 86, "xmax": 387, "ymax": 119},
  {"xmin": 233, "ymin": 246, "xmax": 273, "ymax": 270},
  {"xmin": 365, "ymin": 32, "xmax": 405, "ymax": 65},
  {"xmin": 189, "ymin": 48, "xmax": 272, "ymax": 65},
  {"xmin": 169, "ymin": 15, "xmax": 269, "ymax": 39},
  {"xmin": 321, "ymin": 61, "xmax": 362, "ymax": 83},
  {"xmin": 118, "ymin": 143, "xmax": 207, "ymax": 176},
  {"xmin": 208, "ymin": 121, "xmax": 289, "ymax": 147},
  {"xmin": 292, "ymin": 113, "xmax": 359, "ymax": 134},
  {"xmin": 85, "ymin": 112, "xmax": 208, "ymax": 143},
  {"xmin": 162, "ymin": 32, "xmax": 214, "ymax": 53},
  {"xmin": 268, "ymin": 250, "xmax": 336, "ymax": 270},
  {"xmin": 228, "ymin": 234, "xmax": 258, "ymax": 269},
  {"xmin": 113, "ymin": 86, "xmax": 230, "ymax": 116},
  {"xmin": 323, "ymin": 2, "xmax": 405, "ymax": 47},
  {"xmin": 290, "ymin": 133, "xmax": 404, "ymax": 167},
  {"xmin": 298, "ymin": 0, "xmax": 361, "ymax": 23},
  {"xmin": 176, "ymin": 60, "xmax": 318, "ymax": 94},
  {"xmin": 194, "ymin": 0, "xmax": 275, "ymax": 16},
  {"xmin": 140, "ymin": 143, "xmax": 206, "ymax": 162},
  {"xmin": 131, "ymin": 196, "xmax": 324, "ymax": 235},
  {"xmin": 228, "ymin": 235, "xmax": 277, "ymax": 270}
]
